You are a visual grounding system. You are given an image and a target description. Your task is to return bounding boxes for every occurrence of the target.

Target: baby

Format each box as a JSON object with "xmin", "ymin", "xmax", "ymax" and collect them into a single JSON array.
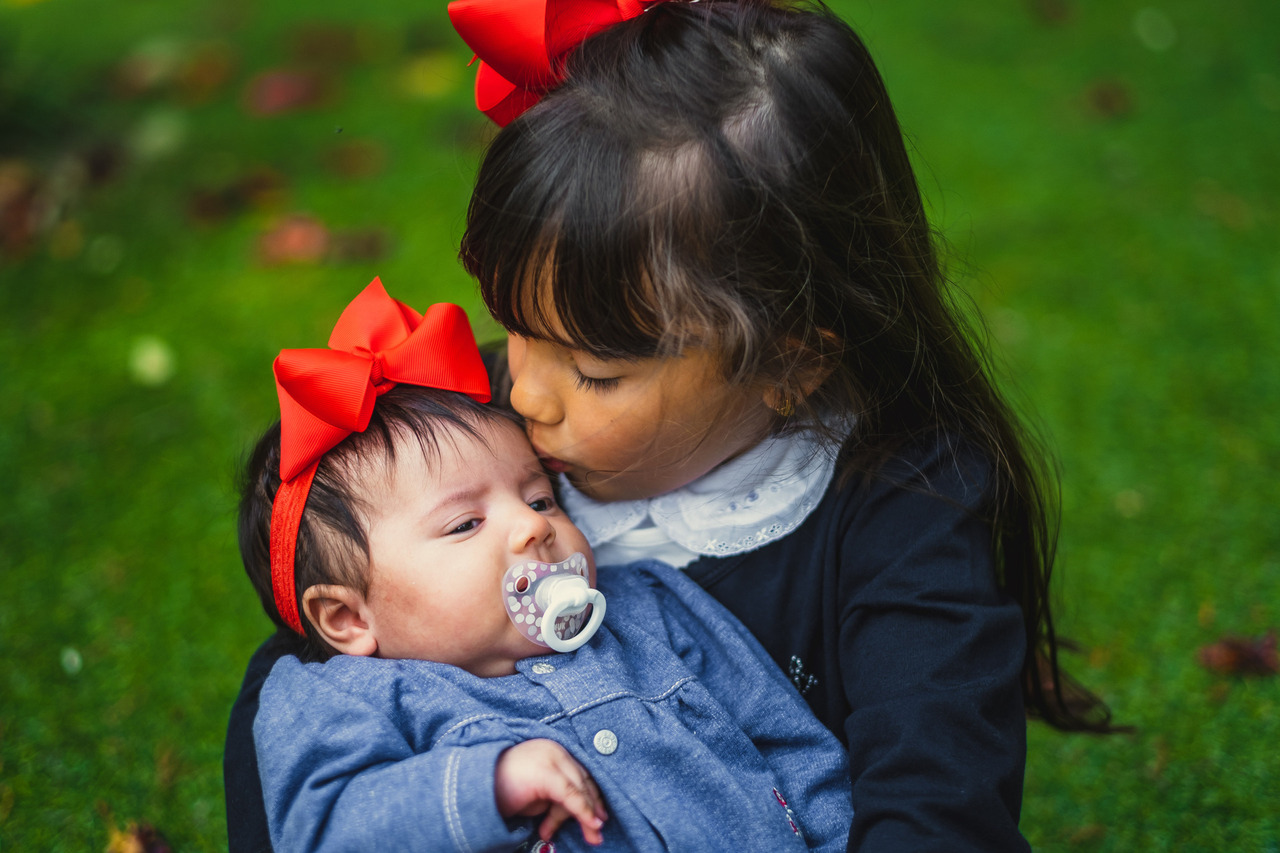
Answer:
[{"xmin": 238, "ymin": 280, "xmax": 852, "ymax": 851}]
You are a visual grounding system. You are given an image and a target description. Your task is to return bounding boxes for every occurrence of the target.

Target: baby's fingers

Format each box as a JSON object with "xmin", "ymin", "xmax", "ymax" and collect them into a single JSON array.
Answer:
[{"xmin": 540, "ymin": 771, "xmax": 605, "ymax": 845}]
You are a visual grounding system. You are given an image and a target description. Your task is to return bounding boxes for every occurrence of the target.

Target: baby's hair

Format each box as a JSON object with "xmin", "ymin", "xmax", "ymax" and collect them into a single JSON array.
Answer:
[
  {"xmin": 462, "ymin": 0, "xmax": 1117, "ymax": 730},
  {"xmin": 238, "ymin": 386, "xmax": 522, "ymax": 660}
]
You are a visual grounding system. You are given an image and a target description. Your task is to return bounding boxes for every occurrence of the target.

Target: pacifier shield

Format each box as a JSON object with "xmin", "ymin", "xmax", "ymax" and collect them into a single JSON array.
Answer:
[{"xmin": 502, "ymin": 553, "xmax": 604, "ymax": 651}]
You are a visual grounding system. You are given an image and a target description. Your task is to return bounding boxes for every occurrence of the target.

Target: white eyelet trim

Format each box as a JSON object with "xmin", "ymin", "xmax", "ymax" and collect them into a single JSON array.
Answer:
[{"xmin": 560, "ymin": 426, "xmax": 841, "ymax": 561}]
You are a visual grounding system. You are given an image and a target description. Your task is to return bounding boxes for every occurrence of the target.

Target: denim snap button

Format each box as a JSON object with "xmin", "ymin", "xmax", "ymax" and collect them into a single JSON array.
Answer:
[{"xmin": 593, "ymin": 729, "xmax": 618, "ymax": 755}]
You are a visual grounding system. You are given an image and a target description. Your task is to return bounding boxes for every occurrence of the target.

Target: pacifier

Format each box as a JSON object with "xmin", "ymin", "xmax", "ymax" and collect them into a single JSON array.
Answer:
[{"xmin": 502, "ymin": 552, "xmax": 606, "ymax": 653}]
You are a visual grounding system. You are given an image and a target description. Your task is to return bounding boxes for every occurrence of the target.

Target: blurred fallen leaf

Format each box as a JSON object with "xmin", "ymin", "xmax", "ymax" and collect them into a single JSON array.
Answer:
[
  {"xmin": 1026, "ymin": 0, "xmax": 1072, "ymax": 24},
  {"xmin": 1197, "ymin": 630, "xmax": 1278, "ymax": 676},
  {"xmin": 257, "ymin": 214, "xmax": 329, "ymax": 265},
  {"xmin": 244, "ymin": 69, "xmax": 332, "ymax": 116},
  {"xmin": 1068, "ymin": 824, "xmax": 1106, "ymax": 844},
  {"xmin": 83, "ymin": 144, "xmax": 126, "ymax": 188},
  {"xmin": 323, "ymin": 139, "xmax": 387, "ymax": 179},
  {"xmin": 256, "ymin": 215, "xmax": 390, "ymax": 266},
  {"xmin": 188, "ymin": 167, "xmax": 288, "ymax": 226},
  {"xmin": 0, "ymin": 159, "xmax": 41, "ymax": 257},
  {"xmin": 1146, "ymin": 735, "xmax": 1169, "ymax": 780},
  {"xmin": 329, "ymin": 227, "xmax": 390, "ymax": 263},
  {"xmin": 290, "ymin": 23, "xmax": 368, "ymax": 67},
  {"xmin": 1086, "ymin": 79, "xmax": 1134, "ymax": 120},
  {"xmin": 113, "ymin": 38, "xmax": 183, "ymax": 99},
  {"xmin": 1194, "ymin": 179, "xmax": 1255, "ymax": 231},
  {"xmin": 105, "ymin": 821, "xmax": 171, "ymax": 853},
  {"xmin": 176, "ymin": 42, "xmax": 237, "ymax": 104}
]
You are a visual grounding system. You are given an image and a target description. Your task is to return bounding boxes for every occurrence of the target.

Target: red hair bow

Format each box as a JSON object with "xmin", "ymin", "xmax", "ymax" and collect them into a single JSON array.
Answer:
[
  {"xmin": 269, "ymin": 277, "xmax": 491, "ymax": 633},
  {"xmin": 448, "ymin": 0, "xmax": 659, "ymax": 126}
]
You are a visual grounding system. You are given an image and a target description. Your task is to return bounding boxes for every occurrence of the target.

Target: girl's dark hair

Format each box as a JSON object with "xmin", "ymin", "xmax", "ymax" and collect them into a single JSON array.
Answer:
[
  {"xmin": 237, "ymin": 386, "xmax": 522, "ymax": 661},
  {"xmin": 461, "ymin": 0, "xmax": 1116, "ymax": 730}
]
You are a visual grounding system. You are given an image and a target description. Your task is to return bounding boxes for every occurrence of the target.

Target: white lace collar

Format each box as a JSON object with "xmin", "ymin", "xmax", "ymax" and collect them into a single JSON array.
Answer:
[{"xmin": 558, "ymin": 427, "xmax": 839, "ymax": 561}]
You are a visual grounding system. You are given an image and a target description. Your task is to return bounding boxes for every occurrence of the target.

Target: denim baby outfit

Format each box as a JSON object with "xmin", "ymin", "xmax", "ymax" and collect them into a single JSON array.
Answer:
[{"xmin": 254, "ymin": 560, "xmax": 852, "ymax": 852}]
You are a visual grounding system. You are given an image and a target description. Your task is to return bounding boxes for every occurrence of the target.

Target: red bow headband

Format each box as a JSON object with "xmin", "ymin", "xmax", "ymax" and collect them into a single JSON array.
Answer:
[
  {"xmin": 448, "ymin": 0, "xmax": 663, "ymax": 126},
  {"xmin": 269, "ymin": 278, "xmax": 491, "ymax": 633}
]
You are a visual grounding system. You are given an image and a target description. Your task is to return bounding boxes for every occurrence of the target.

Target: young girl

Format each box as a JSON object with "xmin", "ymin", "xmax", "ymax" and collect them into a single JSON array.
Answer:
[
  {"xmin": 240, "ymin": 279, "xmax": 852, "ymax": 851},
  {"xmin": 224, "ymin": 1, "xmax": 1115, "ymax": 850},
  {"xmin": 447, "ymin": 0, "xmax": 1117, "ymax": 848}
]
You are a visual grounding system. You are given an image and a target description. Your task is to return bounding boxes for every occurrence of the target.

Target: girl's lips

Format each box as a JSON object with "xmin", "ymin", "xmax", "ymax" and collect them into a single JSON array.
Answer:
[
  {"xmin": 530, "ymin": 437, "xmax": 569, "ymax": 472},
  {"xmin": 538, "ymin": 454, "xmax": 568, "ymax": 474}
]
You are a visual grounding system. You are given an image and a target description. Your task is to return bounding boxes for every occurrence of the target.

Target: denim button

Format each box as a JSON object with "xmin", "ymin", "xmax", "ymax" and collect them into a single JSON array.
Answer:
[
  {"xmin": 531, "ymin": 662, "xmax": 556, "ymax": 674},
  {"xmin": 593, "ymin": 729, "xmax": 618, "ymax": 755}
]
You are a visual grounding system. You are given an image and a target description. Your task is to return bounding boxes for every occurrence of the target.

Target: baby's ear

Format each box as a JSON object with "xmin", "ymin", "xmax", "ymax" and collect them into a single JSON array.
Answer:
[{"xmin": 302, "ymin": 585, "xmax": 378, "ymax": 657}]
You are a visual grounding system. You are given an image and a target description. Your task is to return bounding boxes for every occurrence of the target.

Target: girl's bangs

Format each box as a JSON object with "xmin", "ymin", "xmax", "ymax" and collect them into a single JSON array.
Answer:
[{"xmin": 476, "ymin": 200, "xmax": 682, "ymax": 362}]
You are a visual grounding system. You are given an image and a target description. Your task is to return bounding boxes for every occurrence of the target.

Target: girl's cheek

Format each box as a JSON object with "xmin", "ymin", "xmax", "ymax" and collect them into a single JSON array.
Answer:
[{"xmin": 506, "ymin": 335, "xmax": 526, "ymax": 378}]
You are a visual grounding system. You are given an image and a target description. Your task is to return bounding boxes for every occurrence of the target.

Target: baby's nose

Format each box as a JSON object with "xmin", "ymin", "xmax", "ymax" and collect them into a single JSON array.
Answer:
[{"xmin": 510, "ymin": 507, "xmax": 556, "ymax": 555}]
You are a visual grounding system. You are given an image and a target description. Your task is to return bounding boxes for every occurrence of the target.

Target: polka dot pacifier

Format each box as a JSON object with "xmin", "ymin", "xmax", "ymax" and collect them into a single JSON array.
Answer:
[{"xmin": 503, "ymin": 552, "xmax": 606, "ymax": 653}]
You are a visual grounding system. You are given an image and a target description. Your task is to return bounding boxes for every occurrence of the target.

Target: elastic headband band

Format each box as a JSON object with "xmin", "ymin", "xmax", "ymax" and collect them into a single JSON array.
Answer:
[{"xmin": 269, "ymin": 461, "xmax": 319, "ymax": 633}]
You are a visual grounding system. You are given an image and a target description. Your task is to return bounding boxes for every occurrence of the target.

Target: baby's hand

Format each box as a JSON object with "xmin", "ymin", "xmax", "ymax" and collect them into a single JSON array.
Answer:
[{"xmin": 494, "ymin": 739, "xmax": 608, "ymax": 845}]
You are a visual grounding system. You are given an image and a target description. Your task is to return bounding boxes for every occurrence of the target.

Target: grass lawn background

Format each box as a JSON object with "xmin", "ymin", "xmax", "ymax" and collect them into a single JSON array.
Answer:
[{"xmin": 1, "ymin": 0, "xmax": 1276, "ymax": 849}]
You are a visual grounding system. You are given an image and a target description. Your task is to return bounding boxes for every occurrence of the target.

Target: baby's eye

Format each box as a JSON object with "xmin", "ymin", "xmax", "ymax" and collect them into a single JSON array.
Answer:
[
  {"xmin": 448, "ymin": 519, "xmax": 480, "ymax": 535},
  {"xmin": 528, "ymin": 497, "xmax": 555, "ymax": 513},
  {"xmin": 572, "ymin": 369, "xmax": 621, "ymax": 393}
]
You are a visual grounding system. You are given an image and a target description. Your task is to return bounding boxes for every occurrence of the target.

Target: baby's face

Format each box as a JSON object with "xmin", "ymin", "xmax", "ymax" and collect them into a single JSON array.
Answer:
[{"xmin": 359, "ymin": 419, "xmax": 594, "ymax": 676}]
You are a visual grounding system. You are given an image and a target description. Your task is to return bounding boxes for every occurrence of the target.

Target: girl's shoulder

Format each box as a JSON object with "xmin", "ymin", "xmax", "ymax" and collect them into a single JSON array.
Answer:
[{"xmin": 833, "ymin": 431, "xmax": 994, "ymax": 508}]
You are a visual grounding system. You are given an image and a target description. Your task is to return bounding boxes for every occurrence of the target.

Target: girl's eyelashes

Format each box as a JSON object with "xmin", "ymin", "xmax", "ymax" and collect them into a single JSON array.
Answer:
[{"xmin": 571, "ymin": 369, "xmax": 621, "ymax": 393}]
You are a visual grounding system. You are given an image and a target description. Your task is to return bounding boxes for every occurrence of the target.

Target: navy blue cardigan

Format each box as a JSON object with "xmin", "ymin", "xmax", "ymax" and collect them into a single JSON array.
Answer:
[{"xmin": 224, "ymin": 437, "xmax": 1029, "ymax": 852}]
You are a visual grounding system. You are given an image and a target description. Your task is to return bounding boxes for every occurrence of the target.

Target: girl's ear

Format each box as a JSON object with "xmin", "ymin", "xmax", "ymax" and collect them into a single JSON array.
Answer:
[
  {"xmin": 762, "ymin": 329, "xmax": 842, "ymax": 412},
  {"xmin": 302, "ymin": 584, "xmax": 378, "ymax": 657}
]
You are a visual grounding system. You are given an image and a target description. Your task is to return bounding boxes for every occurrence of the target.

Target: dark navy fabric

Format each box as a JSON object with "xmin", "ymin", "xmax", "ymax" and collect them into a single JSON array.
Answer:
[
  {"xmin": 681, "ymin": 438, "xmax": 1030, "ymax": 852},
  {"xmin": 253, "ymin": 561, "xmax": 850, "ymax": 852}
]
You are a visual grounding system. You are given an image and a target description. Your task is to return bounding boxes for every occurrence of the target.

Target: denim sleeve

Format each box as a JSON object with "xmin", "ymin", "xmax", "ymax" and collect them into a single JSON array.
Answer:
[
  {"xmin": 634, "ymin": 562, "xmax": 853, "ymax": 851},
  {"xmin": 254, "ymin": 658, "xmax": 529, "ymax": 853}
]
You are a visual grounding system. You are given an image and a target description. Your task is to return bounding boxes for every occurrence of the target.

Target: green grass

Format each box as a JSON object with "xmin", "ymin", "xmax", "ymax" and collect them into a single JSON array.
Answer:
[{"xmin": 2, "ymin": 0, "xmax": 1277, "ymax": 849}]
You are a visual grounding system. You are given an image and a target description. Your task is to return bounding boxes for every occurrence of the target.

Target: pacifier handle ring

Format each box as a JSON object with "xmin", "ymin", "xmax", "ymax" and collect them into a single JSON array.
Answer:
[{"xmin": 541, "ymin": 589, "xmax": 607, "ymax": 653}]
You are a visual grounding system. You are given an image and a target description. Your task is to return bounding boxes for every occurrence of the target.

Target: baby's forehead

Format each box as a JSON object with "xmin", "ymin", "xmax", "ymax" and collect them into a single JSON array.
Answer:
[{"xmin": 351, "ymin": 416, "xmax": 534, "ymax": 497}]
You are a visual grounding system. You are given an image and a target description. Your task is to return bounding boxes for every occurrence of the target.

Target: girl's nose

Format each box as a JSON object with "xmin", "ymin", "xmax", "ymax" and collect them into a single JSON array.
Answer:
[
  {"xmin": 510, "ymin": 504, "xmax": 556, "ymax": 555},
  {"xmin": 507, "ymin": 335, "xmax": 563, "ymax": 426}
]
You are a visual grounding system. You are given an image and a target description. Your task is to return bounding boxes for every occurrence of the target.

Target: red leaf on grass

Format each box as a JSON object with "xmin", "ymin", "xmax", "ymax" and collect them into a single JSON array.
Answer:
[
  {"xmin": 243, "ymin": 69, "xmax": 331, "ymax": 116},
  {"xmin": 257, "ymin": 214, "xmax": 329, "ymax": 265},
  {"xmin": 1197, "ymin": 630, "xmax": 1278, "ymax": 676},
  {"xmin": 0, "ymin": 160, "xmax": 40, "ymax": 258},
  {"xmin": 255, "ymin": 215, "xmax": 390, "ymax": 266}
]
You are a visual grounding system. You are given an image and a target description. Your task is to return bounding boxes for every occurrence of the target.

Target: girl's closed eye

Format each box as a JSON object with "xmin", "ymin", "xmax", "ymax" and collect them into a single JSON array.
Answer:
[
  {"xmin": 568, "ymin": 352, "xmax": 626, "ymax": 393},
  {"xmin": 571, "ymin": 368, "xmax": 620, "ymax": 393}
]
